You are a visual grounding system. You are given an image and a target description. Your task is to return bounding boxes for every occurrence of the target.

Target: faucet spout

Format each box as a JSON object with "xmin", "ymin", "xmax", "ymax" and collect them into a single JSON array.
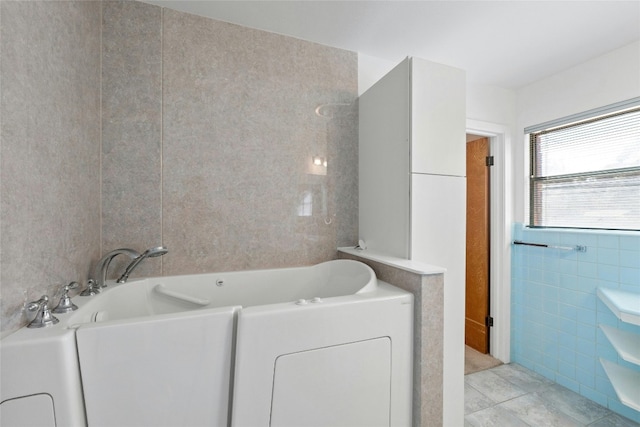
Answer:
[
  {"xmin": 94, "ymin": 248, "xmax": 140, "ymax": 288},
  {"xmin": 117, "ymin": 246, "xmax": 168, "ymax": 283}
]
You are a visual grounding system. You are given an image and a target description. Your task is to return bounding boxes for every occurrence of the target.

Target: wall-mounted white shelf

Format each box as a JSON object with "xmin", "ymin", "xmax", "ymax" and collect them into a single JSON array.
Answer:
[
  {"xmin": 598, "ymin": 287, "xmax": 640, "ymax": 413},
  {"xmin": 600, "ymin": 325, "xmax": 640, "ymax": 365},
  {"xmin": 597, "ymin": 288, "xmax": 640, "ymax": 326},
  {"xmin": 338, "ymin": 247, "xmax": 446, "ymax": 276},
  {"xmin": 600, "ymin": 358, "xmax": 640, "ymax": 412}
]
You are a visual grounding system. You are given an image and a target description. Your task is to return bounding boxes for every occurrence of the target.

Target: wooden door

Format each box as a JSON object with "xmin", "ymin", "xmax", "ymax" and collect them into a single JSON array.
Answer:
[{"xmin": 465, "ymin": 137, "xmax": 490, "ymax": 353}]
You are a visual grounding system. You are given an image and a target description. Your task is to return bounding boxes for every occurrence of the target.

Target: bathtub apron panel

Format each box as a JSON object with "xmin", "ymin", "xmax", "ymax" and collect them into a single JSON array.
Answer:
[
  {"xmin": 76, "ymin": 306, "xmax": 238, "ymax": 427},
  {"xmin": 271, "ymin": 338, "xmax": 392, "ymax": 427},
  {"xmin": 231, "ymin": 283, "xmax": 413, "ymax": 427},
  {"xmin": 0, "ymin": 394, "xmax": 56, "ymax": 426},
  {"xmin": 0, "ymin": 328, "xmax": 86, "ymax": 425}
]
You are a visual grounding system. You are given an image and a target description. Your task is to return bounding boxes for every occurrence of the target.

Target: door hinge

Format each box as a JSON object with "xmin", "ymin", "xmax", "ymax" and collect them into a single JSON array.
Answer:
[
  {"xmin": 485, "ymin": 156, "xmax": 494, "ymax": 167},
  {"xmin": 486, "ymin": 316, "xmax": 494, "ymax": 327}
]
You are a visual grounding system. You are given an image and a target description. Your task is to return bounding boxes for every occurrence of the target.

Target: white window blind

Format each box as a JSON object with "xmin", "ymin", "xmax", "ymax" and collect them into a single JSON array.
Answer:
[{"xmin": 530, "ymin": 106, "xmax": 640, "ymax": 231}]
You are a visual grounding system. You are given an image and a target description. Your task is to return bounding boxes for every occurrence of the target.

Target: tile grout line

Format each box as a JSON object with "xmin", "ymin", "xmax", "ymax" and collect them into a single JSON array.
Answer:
[{"xmin": 160, "ymin": 6, "xmax": 164, "ymax": 276}]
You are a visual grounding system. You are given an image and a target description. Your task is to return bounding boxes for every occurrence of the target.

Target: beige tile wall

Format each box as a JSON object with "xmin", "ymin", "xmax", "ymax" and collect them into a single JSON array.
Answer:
[
  {"xmin": 101, "ymin": 1, "xmax": 163, "ymax": 278},
  {"xmin": 1, "ymin": 1, "xmax": 358, "ymax": 335},
  {"xmin": 0, "ymin": 1, "xmax": 102, "ymax": 335},
  {"xmin": 102, "ymin": 2, "xmax": 358, "ymax": 276},
  {"xmin": 160, "ymin": 8, "xmax": 358, "ymax": 274}
]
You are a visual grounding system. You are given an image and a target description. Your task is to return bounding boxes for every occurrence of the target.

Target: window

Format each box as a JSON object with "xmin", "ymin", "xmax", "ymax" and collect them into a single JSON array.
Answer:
[{"xmin": 529, "ymin": 104, "xmax": 640, "ymax": 231}]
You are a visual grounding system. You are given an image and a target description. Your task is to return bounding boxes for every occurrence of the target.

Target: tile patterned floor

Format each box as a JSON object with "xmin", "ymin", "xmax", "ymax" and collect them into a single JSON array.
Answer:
[{"xmin": 465, "ymin": 364, "xmax": 640, "ymax": 427}]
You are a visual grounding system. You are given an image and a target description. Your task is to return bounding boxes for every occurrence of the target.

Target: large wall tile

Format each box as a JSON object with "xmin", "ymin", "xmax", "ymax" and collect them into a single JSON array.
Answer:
[
  {"xmin": 161, "ymin": 9, "xmax": 358, "ymax": 274},
  {"xmin": 101, "ymin": 1, "xmax": 163, "ymax": 279},
  {"xmin": 0, "ymin": 1, "xmax": 101, "ymax": 335}
]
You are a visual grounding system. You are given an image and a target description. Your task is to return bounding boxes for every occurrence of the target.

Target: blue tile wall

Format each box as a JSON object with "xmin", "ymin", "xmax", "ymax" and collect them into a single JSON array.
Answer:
[{"xmin": 511, "ymin": 223, "xmax": 640, "ymax": 422}]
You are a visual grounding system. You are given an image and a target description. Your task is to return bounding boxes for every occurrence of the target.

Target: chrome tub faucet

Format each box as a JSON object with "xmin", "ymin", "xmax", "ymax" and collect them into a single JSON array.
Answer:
[
  {"xmin": 117, "ymin": 246, "xmax": 168, "ymax": 283},
  {"xmin": 94, "ymin": 248, "xmax": 140, "ymax": 288}
]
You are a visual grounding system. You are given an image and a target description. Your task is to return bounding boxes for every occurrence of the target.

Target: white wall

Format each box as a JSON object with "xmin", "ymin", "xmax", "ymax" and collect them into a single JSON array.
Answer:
[
  {"xmin": 358, "ymin": 53, "xmax": 396, "ymax": 95},
  {"xmin": 359, "ymin": 53, "xmax": 518, "ymax": 129},
  {"xmin": 514, "ymin": 41, "xmax": 640, "ymax": 222},
  {"xmin": 467, "ymin": 83, "xmax": 516, "ymax": 126}
]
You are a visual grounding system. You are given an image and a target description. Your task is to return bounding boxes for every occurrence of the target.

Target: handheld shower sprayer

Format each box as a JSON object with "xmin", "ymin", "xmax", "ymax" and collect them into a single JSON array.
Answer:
[{"xmin": 117, "ymin": 246, "xmax": 168, "ymax": 283}]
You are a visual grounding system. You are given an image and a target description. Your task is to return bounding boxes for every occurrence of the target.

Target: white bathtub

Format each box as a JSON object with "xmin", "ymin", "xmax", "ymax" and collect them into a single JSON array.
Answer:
[{"xmin": 0, "ymin": 259, "xmax": 413, "ymax": 427}]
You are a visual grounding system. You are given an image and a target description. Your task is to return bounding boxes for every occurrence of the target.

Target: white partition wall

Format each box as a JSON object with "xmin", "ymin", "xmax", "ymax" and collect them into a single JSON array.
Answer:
[
  {"xmin": 410, "ymin": 174, "xmax": 466, "ymax": 427},
  {"xmin": 358, "ymin": 59, "xmax": 411, "ymax": 258},
  {"xmin": 410, "ymin": 58, "xmax": 466, "ymax": 177},
  {"xmin": 410, "ymin": 57, "xmax": 466, "ymax": 427},
  {"xmin": 359, "ymin": 56, "xmax": 466, "ymax": 426}
]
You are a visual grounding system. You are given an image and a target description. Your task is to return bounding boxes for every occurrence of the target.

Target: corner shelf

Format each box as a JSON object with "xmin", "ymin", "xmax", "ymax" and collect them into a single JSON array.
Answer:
[
  {"xmin": 600, "ymin": 325, "xmax": 640, "ymax": 365},
  {"xmin": 600, "ymin": 358, "xmax": 640, "ymax": 412},
  {"xmin": 597, "ymin": 287, "xmax": 640, "ymax": 414},
  {"xmin": 597, "ymin": 288, "xmax": 640, "ymax": 326}
]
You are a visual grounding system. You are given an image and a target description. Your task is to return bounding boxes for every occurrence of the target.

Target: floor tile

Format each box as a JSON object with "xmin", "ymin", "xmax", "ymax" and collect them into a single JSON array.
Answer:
[
  {"xmin": 465, "ymin": 383, "xmax": 496, "ymax": 415},
  {"xmin": 537, "ymin": 383, "xmax": 613, "ymax": 425},
  {"xmin": 465, "ymin": 405, "xmax": 530, "ymax": 427},
  {"xmin": 590, "ymin": 414, "xmax": 640, "ymax": 427},
  {"xmin": 464, "ymin": 363, "xmax": 640, "ymax": 427},
  {"xmin": 465, "ymin": 369, "xmax": 528, "ymax": 403},
  {"xmin": 498, "ymin": 393, "xmax": 583, "ymax": 427},
  {"xmin": 490, "ymin": 362, "xmax": 554, "ymax": 393}
]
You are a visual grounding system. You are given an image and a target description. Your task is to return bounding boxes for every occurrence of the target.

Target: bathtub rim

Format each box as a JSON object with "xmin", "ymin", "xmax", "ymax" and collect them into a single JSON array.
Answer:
[{"xmin": 2, "ymin": 259, "xmax": 380, "ymax": 335}]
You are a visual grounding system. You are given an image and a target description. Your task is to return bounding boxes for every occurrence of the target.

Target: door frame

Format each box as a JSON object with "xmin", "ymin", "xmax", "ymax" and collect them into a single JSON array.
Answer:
[{"xmin": 466, "ymin": 119, "xmax": 512, "ymax": 363}]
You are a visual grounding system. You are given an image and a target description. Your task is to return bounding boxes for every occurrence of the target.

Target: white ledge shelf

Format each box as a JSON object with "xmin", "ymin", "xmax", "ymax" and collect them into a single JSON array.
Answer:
[
  {"xmin": 597, "ymin": 288, "xmax": 640, "ymax": 326},
  {"xmin": 600, "ymin": 325, "xmax": 640, "ymax": 366},
  {"xmin": 338, "ymin": 247, "xmax": 446, "ymax": 276},
  {"xmin": 600, "ymin": 358, "xmax": 640, "ymax": 412}
]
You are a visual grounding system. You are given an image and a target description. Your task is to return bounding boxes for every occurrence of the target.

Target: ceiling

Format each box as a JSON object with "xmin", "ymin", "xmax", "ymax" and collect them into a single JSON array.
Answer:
[{"xmin": 142, "ymin": 1, "xmax": 640, "ymax": 89}]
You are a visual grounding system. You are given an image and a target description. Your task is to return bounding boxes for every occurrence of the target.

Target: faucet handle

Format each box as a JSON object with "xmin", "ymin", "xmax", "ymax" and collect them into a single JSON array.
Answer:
[
  {"xmin": 80, "ymin": 279, "xmax": 100, "ymax": 296},
  {"xmin": 26, "ymin": 295, "xmax": 59, "ymax": 328},
  {"xmin": 53, "ymin": 282, "xmax": 79, "ymax": 313}
]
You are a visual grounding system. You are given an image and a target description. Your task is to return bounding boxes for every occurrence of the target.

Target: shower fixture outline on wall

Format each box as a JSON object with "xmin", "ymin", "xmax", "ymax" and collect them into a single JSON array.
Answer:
[{"xmin": 314, "ymin": 102, "xmax": 353, "ymax": 118}]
